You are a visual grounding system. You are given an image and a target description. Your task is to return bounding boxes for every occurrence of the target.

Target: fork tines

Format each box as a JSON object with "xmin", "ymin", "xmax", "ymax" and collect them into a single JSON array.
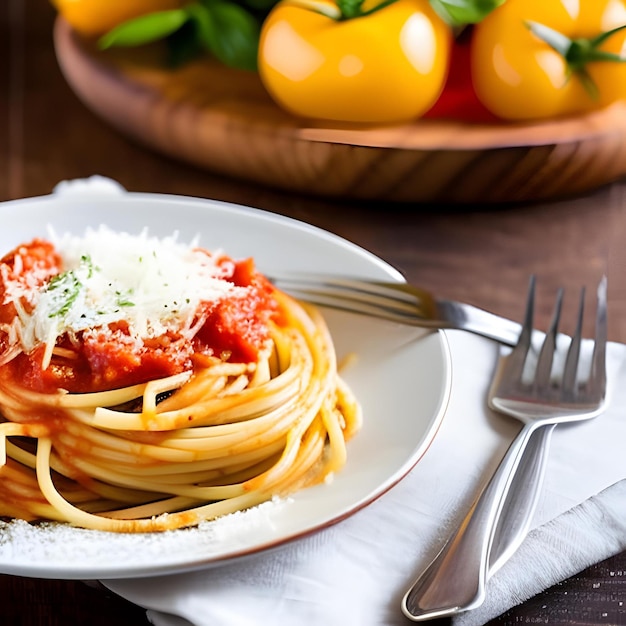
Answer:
[{"xmin": 510, "ymin": 276, "xmax": 607, "ymax": 402}]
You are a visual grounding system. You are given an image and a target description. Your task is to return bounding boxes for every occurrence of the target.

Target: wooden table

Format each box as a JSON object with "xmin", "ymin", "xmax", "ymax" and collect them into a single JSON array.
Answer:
[{"xmin": 2, "ymin": 1, "xmax": 626, "ymax": 624}]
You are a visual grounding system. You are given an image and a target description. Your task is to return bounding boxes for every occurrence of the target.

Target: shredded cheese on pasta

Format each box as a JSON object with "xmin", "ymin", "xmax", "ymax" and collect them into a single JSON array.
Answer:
[{"xmin": 3, "ymin": 227, "xmax": 243, "ymax": 364}]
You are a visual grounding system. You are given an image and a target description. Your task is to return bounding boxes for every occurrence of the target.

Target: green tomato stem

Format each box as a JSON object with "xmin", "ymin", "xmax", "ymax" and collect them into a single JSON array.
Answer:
[
  {"xmin": 284, "ymin": 0, "xmax": 398, "ymax": 20},
  {"xmin": 355, "ymin": 0, "xmax": 399, "ymax": 19},
  {"xmin": 525, "ymin": 20, "xmax": 626, "ymax": 99}
]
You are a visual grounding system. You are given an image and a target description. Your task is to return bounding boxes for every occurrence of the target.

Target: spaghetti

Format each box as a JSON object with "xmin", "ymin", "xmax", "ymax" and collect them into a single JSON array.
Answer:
[{"xmin": 0, "ymin": 227, "xmax": 361, "ymax": 532}]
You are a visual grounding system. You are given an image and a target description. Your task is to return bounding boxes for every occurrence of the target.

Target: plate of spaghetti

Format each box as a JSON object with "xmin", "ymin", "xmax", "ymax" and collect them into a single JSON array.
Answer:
[{"xmin": 0, "ymin": 177, "xmax": 451, "ymax": 579}]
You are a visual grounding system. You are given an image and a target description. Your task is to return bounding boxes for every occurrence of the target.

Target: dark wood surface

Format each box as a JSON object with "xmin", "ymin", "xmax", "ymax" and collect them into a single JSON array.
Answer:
[{"xmin": 2, "ymin": 1, "xmax": 626, "ymax": 624}]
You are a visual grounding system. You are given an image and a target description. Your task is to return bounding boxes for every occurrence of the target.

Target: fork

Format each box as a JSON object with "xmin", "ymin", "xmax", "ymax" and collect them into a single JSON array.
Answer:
[
  {"xmin": 268, "ymin": 273, "xmax": 522, "ymax": 346},
  {"xmin": 401, "ymin": 275, "xmax": 608, "ymax": 621}
]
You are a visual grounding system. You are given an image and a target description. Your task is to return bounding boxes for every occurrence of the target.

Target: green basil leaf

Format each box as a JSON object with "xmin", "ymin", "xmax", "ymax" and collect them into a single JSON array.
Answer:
[
  {"xmin": 188, "ymin": 2, "xmax": 260, "ymax": 71},
  {"xmin": 99, "ymin": 9, "xmax": 191, "ymax": 50},
  {"xmin": 429, "ymin": 0, "xmax": 507, "ymax": 26}
]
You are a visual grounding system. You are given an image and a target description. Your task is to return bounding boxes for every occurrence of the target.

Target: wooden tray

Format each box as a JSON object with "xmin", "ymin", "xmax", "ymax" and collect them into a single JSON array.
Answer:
[{"xmin": 53, "ymin": 17, "xmax": 626, "ymax": 204}]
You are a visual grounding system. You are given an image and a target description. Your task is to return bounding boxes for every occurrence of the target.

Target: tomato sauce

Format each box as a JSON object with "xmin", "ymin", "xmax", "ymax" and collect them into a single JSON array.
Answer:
[
  {"xmin": 0, "ymin": 239, "xmax": 62, "ymax": 323},
  {"xmin": 0, "ymin": 242, "xmax": 280, "ymax": 394}
]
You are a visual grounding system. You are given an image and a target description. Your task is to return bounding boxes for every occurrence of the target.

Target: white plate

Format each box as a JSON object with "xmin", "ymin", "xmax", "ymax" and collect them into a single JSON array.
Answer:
[{"xmin": 0, "ymin": 177, "xmax": 452, "ymax": 579}]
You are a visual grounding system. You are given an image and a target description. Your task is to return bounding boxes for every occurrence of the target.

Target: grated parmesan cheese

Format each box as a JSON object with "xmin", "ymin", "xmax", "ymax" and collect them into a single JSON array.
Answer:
[
  {"xmin": 2, "ymin": 226, "xmax": 246, "ymax": 364},
  {"xmin": 0, "ymin": 496, "xmax": 291, "ymax": 569}
]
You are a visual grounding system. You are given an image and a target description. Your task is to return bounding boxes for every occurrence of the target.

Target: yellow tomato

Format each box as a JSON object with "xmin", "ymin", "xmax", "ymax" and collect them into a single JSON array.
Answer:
[
  {"xmin": 258, "ymin": 0, "xmax": 452, "ymax": 123},
  {"xmin": 52, "ymin": 0, "xmax": 187, "ymax": 37},
  {"xmin": 471, "ymin": 0, "xmax": 626, "ymax": 121}
]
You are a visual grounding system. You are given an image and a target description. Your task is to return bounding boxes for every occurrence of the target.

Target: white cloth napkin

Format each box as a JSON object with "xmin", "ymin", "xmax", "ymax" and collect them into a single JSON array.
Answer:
[{"xmin": 103, "ymin": 331, "xmax": 626, "ymax": 626}]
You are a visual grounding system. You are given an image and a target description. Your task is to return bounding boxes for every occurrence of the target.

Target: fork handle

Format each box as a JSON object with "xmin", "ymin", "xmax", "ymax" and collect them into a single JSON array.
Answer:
[
  {"xmin": 488, "ymin": 424, "xmax": 555, "ymax": 575},
  {"xmin": 401, "ymin": 422, "xmax": 553, "ymax": 621}
]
